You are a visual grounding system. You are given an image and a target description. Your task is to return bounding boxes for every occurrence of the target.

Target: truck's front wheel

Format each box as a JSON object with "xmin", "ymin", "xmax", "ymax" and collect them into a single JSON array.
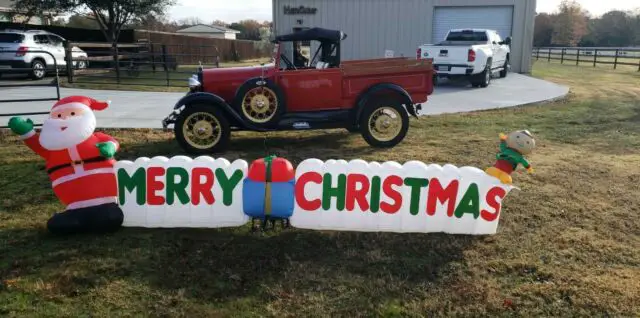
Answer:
[
  {"xmin": 175, "ymin": 104, "xmax": 231, "ymax": 154},
  {"xmin": 359, "ymin": 98, "xmax": 409, "ymax": 148}
]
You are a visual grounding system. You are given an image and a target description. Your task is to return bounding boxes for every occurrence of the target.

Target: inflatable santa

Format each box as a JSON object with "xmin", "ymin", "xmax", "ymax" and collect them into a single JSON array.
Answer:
[{"xmin": 8, "ymin": 96, "xmax": 124, "ymax": 235}]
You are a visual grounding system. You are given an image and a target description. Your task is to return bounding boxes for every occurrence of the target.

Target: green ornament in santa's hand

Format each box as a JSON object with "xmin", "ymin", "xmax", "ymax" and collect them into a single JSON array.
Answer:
[{"xmin": 8, "ymin": 117, "xmax": 34, "ymax": 136}]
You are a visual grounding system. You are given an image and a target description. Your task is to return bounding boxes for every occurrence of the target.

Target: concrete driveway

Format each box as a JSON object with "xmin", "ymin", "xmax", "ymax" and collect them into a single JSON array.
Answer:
[{"xmin": 0, "ymin": 73, "xmax": 568, "ymax": 129}]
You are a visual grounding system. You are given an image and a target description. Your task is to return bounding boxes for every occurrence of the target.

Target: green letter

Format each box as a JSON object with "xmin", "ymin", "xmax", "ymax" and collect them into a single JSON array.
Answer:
[
  {"xmin": 118, "ymin": 167, "xmax": 146, "ymax": 205},
  {"xmin": 322, "ymin": 173, "xmax": 346, "ymax": 211},
  {"xmin": 454, "ymin": 183, "xmax": 480, "ymax": 219},
  {"xmin": 370, "ymin": 176, "xmax": 381, "ymax": 213},
  {"xmin": 216, "ymin": 168, "xmax": 244, "ymax": 206},
  {"xmin": 404, "ymin": 178, "xmax": 429, "ymax": 215},
  {"xmin": 166, "ymin": 167, "xmax": 190, "ymax": 205}
]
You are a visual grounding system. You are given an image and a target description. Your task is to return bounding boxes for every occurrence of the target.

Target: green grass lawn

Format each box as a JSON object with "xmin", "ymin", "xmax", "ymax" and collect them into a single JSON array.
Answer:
[
  {"xmin": 61, "ymin": 59, "xmax": 272, "ymax": 92},
  {"xmin": 1, "ymin": 62, "xmax": 639, "ymax": 316}
]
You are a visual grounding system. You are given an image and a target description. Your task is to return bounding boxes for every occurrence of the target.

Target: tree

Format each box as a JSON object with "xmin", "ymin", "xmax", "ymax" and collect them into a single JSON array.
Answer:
[
  {"xmin": 211, "ymin": 20, "xmax": 227, "ymax": 27},
  {"xmin": 13, "ymin": 0, "xmax": 175, "ymax": 44},
  {"xmin": 66, "ymin": 13, "xmax": 100, "ymax": 29},
  {"xmin": 533, "ymin": 13, "xmax": 554, "ymax": 47},
  {"xmin": 177, "ymin": 16, "xmax": 204, "ymax": 28},
  {"xmin": 551, "ymin": 0, "xmax": 589, "ymax": 46},
  {"xmin": 590, "ymin": 11, "xmax": 636, "ymax": 46},
  {"xmin": 230, "ymin": 19, "xmax": 262, "ymax": 41}
]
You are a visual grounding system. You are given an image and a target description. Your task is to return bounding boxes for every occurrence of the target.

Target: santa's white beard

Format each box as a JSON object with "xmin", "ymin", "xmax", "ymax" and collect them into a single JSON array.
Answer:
[{"xmin": 39, "ymin": 112, "xmax": 96, "ymax": 150}]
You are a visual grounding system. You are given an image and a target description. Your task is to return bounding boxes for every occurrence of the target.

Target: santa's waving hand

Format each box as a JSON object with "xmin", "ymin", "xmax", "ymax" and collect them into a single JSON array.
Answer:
[{"xmin": 8, "ymin": 96, "xmax": 124, "ymax": 235}]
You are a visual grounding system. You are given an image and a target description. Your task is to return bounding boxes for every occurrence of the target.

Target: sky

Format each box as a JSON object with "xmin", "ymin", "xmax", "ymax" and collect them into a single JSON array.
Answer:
[{"xmin": 168, "ymin": 0, "xmax": 640, "ymax": 23}]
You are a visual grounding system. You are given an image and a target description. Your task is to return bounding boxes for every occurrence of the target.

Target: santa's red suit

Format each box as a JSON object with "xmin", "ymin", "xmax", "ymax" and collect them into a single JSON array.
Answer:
[
  {"xmin": 13, "ymin": 95, "xmax": 124, "ymax": 235},
  {"xmin": 21, "ymin": 130, "xmax": 119, "ymax": 210}
]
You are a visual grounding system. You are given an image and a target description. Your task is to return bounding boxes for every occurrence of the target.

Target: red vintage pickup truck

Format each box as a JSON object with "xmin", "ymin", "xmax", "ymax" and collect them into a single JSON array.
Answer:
[{"xmin": 162, "ymin": 27, "xmax": 434, "ymax": 154}]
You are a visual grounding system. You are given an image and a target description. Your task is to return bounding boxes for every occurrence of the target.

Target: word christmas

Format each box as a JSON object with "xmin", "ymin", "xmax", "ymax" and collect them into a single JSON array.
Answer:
[{"xmin": 116, "ymin": 156, "xmax": 517, "ymax": 235}]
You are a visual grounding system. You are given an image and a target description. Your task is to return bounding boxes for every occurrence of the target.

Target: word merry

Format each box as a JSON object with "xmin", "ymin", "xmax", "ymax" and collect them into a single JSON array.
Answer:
[
  {"xmin": 117, "ymin": 167, "xmax": 244, "ymax": 206},
  {"xmin": 295, "ymin": 172, "xmax": 505, "ymax": 222}
]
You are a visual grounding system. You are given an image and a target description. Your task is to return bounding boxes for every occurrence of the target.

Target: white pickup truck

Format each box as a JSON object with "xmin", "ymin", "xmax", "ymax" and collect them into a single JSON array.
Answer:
[{"xmin": 417, "ymin": 29, "xmax": 511, "ymax": 88}]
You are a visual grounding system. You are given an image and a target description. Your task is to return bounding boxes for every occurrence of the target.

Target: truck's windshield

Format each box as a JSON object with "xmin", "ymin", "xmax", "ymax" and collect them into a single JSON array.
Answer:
[{"xmin": 446, "ymin": 31, "xmax": 488, "ymax": 42}]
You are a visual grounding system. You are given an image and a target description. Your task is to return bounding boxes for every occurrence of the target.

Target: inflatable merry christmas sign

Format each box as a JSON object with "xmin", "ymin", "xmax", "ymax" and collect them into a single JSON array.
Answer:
[
  {"xmin": 116, "ymin": 156, "xmax": 517, "ymax": 235},
  {"xmin": 8, "ymin": 96, "xmax": 533, "ymax": 236}
]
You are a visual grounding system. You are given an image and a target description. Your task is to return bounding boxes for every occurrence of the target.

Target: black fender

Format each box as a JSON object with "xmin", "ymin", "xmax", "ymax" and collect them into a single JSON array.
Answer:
[
  {"xmin": 173, "ymin": 92, "xmax": 268, "ymax": 131},
  {"xmin": 353, "ymin": 83, "xmax": 417, "ymax": 125}
]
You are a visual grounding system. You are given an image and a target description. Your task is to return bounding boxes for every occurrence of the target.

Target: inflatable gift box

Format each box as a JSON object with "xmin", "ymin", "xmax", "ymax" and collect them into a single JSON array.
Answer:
[{"xmin": 243, "ymin": 156, "xmax": 295, "ymax": 219}]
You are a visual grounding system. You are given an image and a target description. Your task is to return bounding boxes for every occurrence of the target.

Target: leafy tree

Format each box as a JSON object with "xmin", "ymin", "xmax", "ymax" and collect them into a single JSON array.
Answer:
[
  {"xmin": 230, "ymin": 19, "xmax": 262, "ymax": 41},
  {"xmin": 534, "ymin": 13, "xmax": 554, "ymax": 47},
  {"xmin": 13, "ymin": 0, "xmax": 175, "ymax": 44},
  {"xmin": 590, "ymin": 11, "xmax": 636, "ymax": 46},
  {"xmin": 66, "ymin": 13, "xmax": 100, "ymax": 29},
  {"xmin": 551, "ymin": 0, "xmax": 589, "ymax": 46}
]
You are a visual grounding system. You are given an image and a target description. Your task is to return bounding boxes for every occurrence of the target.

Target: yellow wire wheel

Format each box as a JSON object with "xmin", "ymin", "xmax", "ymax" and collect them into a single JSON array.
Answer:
[
  {"xmin": 367, "ymin": 106, "xmax": 403, "ymax": 142},
  {"xmin": 175, "ymin": 104, "xmax": 231, "ymax": 154},
  {"xmin": 360, "ymin": 99, "xmax": 409, "ymax": 148},
  {"xmin": 241, "ymin": 86, "xmax": 279, "ymax": 124},
  {"xmin": 182, "ymin": 111, "xmax": 222, "ymax": 149}
]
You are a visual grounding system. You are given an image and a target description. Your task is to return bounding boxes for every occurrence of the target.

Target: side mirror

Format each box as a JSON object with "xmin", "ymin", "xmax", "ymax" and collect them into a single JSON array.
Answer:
[{"xmin": 503, "ymin": 37, "xmax": 512, "ymax": 45}]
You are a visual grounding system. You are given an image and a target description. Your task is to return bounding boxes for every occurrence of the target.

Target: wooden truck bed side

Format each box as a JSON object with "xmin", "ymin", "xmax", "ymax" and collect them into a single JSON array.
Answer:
[{"xmin": 340, "ymin": 58, "xmax": 434, "ymax": 104}]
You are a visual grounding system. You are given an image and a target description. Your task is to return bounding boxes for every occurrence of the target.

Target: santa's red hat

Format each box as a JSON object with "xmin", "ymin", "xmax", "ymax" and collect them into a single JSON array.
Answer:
[{"xmin": 51, "ymin": 95, "xmax": 110, "ymax": 112}]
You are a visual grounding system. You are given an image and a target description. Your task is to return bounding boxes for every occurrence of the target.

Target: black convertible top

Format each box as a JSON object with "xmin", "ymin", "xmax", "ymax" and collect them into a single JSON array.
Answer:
[{"xmin": 274, "ymin": 27, "xmax": 347, "ymax": 43}]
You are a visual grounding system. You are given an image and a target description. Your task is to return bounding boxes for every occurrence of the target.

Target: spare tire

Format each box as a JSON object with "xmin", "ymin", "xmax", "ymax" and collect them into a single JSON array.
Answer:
[{"xmin": 234, "ymin": 79, "xmax": 285, "ymax": 128}]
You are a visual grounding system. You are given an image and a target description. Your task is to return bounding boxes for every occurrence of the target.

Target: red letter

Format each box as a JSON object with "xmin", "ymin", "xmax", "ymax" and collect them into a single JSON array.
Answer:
[
  {"xmin": 380, "ymin": 175, "xmax": 403, "ymax": 214},
  {"xmin": 481, "ymin": 187, "xmax": 507, "ymax": 222},
  {"xmin": 346, "ymin": 173, "xmax": 370, "ymax": 212},
  {"xmin": 146, "ymin": 167, "xmax": 166, "ymax": 205},
  {"xmin": 295, "ymin": 172, "xmax": 322, "ymax": 211},
  {"xmin": 191, "ymin": 168, "xmax": 215, "ymax": 205},
  {"xmin": 426, "ymin": 179, "xmax": 459, "ymax": 217}
]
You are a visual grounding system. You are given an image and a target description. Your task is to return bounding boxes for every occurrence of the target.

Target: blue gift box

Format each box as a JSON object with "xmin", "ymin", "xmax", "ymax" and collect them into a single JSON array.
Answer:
[{"xmin": 242, "ymin": 178, "xmax": 295, "ymax": 219}]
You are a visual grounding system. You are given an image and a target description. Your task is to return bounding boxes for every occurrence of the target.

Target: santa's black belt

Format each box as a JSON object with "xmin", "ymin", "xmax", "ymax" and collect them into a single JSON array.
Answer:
[{"xmin": 47, "ymin": 157, "xmax": 109, "ymax": 174}]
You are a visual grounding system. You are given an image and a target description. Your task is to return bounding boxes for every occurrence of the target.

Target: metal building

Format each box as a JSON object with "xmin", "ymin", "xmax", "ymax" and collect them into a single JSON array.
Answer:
[{"xmin": 272, "ymin": 0, "xmax": 536, "ymax": 73}]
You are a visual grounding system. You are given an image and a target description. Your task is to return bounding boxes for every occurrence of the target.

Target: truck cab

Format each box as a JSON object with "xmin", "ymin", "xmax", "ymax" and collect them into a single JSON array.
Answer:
[{"xmin": 418, "ymin": 29, "xmax": 511, "ymax": 87}]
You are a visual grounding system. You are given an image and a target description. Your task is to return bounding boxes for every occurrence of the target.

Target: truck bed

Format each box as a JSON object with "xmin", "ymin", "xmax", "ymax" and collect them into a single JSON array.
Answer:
[{"xmin": 340, "ymin": 58, "xmax": 434, "ymax": 104}]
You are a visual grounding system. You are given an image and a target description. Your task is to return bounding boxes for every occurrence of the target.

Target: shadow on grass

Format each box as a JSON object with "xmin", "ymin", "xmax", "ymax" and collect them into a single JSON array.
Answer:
[
  {"xmin": 0, "ymin": 225, "xmax": 479, "ymax": 308},
  {"xmin": 117, "ymin": 129, "xmax": 377, "ymax": 163}
]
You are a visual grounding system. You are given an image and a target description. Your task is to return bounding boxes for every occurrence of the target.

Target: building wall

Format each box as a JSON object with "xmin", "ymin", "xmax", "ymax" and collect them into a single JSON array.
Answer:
[{"xmin": 273, "ymin": 0, "xmax": 535, "ymax": 73}]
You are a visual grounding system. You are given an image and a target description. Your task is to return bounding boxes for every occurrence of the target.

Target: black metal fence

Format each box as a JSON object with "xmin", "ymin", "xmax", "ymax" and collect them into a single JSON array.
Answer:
[
  {"xmin": 0, "ymin": 50, "xmax": 60, "ymax": 129},
  {"xmin": 66, "ymin": 42, "xmax": 224, "ymax": 88},
  {"xmin": 533, "ymin": 47, "xmax": 640, "ymax": 71}
]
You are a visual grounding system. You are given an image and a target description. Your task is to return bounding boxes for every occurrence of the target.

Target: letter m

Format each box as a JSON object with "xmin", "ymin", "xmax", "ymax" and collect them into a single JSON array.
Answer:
[
  {"xmin": 426, "ymin": 179, "xmax": 459, "ymax": 217},
  {"xmin": 118, "ymin": 167, "xmax": 146, "ymax": 205}
]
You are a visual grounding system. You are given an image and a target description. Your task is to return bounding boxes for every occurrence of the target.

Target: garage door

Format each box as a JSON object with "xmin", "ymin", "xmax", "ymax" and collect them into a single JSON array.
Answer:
[{"xmin": 432, "ymin": 6, "xmax": 513, "ymax": 43}]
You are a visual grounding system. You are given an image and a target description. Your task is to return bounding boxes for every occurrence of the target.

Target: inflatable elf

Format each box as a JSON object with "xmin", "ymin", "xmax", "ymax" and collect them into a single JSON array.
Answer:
[{"xmin": 485, "ymin": 130, "xmax": 535, "ymax": 185}]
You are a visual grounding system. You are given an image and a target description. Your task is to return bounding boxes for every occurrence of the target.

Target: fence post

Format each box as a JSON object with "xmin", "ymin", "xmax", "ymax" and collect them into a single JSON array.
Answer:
[
  {"xmin": 614, "ymin": 49, "xmax": 619, "ymax": 70},
  {"xmin": 113, "ymin": 43, "xmax": 121, "ymax": 84},
  {"xmin": 593, "ymin": 49, "xmax": 597, "ymax": 67},
  {"xmin": 560, "ymin": 48, "xmax": 565, "ymax": 64},
  {"xmin": 162, "ymin": 44, "xmax": 169, "ymax": 86},
  {"xmin": 536, "ymin": 47, "xmax": 540, "ymax": 60},
  {"xmin": 65, "ymin": 42, "xmax": 74, "ymax": 83},
  {"xmin": 548, "ymin": 48, "xmax": 551, "ymax": 62},
  {"xmin": 576, "ymin": 49, "xmax": 580, "ymax": 66},
  {"xmin": 150, "ymin": 43, "xmax": 156, "ymax": 73}
]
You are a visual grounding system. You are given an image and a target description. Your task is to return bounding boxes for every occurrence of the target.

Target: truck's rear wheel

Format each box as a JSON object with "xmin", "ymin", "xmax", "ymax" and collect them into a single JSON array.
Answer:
[
  {"xmin": 175, "ymin": 104, "xmax": 230, "ymax": 154},
  {"xmin": 471, "ymin": 63, "xmax": 492, "ymax": 88},
  {"xmin": 359, "ymin": 98, "xmax": 409, "ymax": 148}
]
